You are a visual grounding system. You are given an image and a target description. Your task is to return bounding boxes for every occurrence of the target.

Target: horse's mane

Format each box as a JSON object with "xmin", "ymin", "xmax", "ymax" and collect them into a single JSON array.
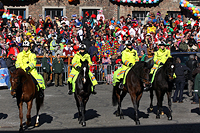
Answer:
[
  {"xmin": 131, "ymin": 61, "xmax": 146, "ymax": 77},
  {"xmin": 13, "ymin": 68, "xmax": 28, "ymax": 78}
]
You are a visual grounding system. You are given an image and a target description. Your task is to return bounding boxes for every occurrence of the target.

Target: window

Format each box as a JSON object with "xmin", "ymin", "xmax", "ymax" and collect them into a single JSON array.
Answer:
[
  {"xmin": 82, "ymin": 9, "xmax": 98, "ymax": 18},
  {"xmin": 7, "ymin": 8, "xmax": 26, "ymax": 19},
  {"xmin": 167, "ymin": 11, "xmax": 182, "ymax": 20},
  {"xmin": 45, "ymin": 9, "xmax": 63, "ymax": 19},
  {"xmin": 132, "ymin": 11, "xmax": 149, "ymax": 25}
]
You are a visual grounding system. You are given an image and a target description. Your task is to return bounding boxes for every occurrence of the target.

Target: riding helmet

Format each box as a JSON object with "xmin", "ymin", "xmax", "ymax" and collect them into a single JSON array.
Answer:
[
  {"xmin": 80, "ymin": 44, "xmax": 86, "ymax": 50},
  {"xmin": 125, "ymin": 40, "xmax": 132, "ymax": 46},
  {"xmin": 22, "ymin": 41, "xmax": 30, "ymax": 47},
  {"xmin": 158, "ymin": 41, "xmax": 166, "ymax": 46}
]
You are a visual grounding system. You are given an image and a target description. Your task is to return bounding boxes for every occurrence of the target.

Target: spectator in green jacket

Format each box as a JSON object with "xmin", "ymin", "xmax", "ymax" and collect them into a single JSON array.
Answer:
[
  {"xmin": 179, "ymin": 37, "xmax": 188, "ymax": 52},
  {"xmin": 42, "ymin": 53, "xmax": 51, "ymax": 87},
  {"xmin": 53, "ymin": 53, "xmax": 64, "ymax": 87}
]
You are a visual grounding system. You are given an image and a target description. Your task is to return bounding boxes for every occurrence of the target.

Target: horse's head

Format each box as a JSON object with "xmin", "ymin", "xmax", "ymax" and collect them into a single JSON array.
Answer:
[
  {"xmin": 10, "ymin": 69, "xmax": 21, "ymax": 97},
  {"xmin": 135, "ymin": 61, "xmax": 152, "ymax": 89},
  {"xmin": 164, "ymin": 58, "xmax": 175, "ymax": 82},
  {"xmin": 80, "ymin": 59, "xmax": 89, "ymax": 84}
]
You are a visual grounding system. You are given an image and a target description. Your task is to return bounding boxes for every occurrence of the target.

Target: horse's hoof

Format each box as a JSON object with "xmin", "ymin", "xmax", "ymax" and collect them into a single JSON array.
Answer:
[
  {"xmin": 35, "ymin": 123, "xmax": 39, "ymax": 127},
  {"xmin": 120, "ymin": 115, "xmax": 124, "ymax": 119},
  {"xmin": 161, "ymin": 111, "xmax": 164, "ymax": 115},
  {"xmin": 168, "ymin": 116, "xmax": 172, "ymax": 120},
  {"xmin": 82, "ymin": 122, "xmax": 86, "ymax": 127},
  {"xmin": 156, "ymin": 115, "xmax": 160, "ymax": 119},
  {"xmin": 149, "ymin": 107, "xmax": 153, "ymax": 112},
  {"xmin": 26, "ymin": 121, "xmax": 31, "ymax": 127},
  {"xmin": 136, "ymin": 121, "xmax": 140, "ymax": 125},
  {"xmin": 19, "ymin": 127, "xmax": 24, "ymax": 133},
  {"xmin": 116, "ymin": 112, "xmax": 120, "ymax": 117}
]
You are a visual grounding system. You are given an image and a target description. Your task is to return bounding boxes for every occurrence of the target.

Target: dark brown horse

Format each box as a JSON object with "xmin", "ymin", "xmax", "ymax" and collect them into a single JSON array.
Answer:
[
  {"xmin": 112, "ymin": 61, "xmax": 151, "ymax": 125},
  {"xmin": 10, "ymin": 68, "xmax": 44, "ymax": 132},
  {"xmin": 149, "ymin": 58, "xmax": 175, "ymax": 120},
  {"xmin": 74, "ymin": 60, "xmax": 92, "ymax": 127}
]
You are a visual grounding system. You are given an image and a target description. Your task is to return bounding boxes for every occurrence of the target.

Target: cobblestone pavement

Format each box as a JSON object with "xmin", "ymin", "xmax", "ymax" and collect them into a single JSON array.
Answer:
[{"xmin": 0, "ymin": 84, "xmax": 200, "ymax": 133}]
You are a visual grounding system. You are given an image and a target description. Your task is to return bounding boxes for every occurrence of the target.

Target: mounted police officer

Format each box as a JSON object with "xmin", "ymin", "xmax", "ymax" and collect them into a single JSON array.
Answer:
[
  {"xmin": 15, "ymin": 41, "xmax": 45, "ymax": 98},
  {"xmin": 68, "ymin": 44, "xmax": 98, "ymax": 95},
  {"xmin": 148, "ymin": 41, "xmax": 172, "ymax": 91},
  {"xmin": 113, "ymin": 40, "xmax": 139, "ymax": 89}
]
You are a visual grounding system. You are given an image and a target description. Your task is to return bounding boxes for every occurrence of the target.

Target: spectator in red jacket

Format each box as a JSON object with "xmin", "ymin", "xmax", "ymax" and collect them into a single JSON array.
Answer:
[{"xmin": 7, "ymin": 43, "xmax": 19, "ymax": 58}]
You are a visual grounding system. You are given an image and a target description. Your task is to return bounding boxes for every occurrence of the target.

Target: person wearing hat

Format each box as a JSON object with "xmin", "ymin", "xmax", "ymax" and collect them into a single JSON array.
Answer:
[
  {"xmin": 15, "ymin": 40, "xmax": 45, "ymax": 98},
  {"xmin": 113, "ymin": 40, "xmax": 139, "ymax": 89},
  {"xmin": 149, "ymin": 41, "xmax": 172, "ymax": 90},
  {"xmin": 61, "ymin": 16, "xmax": 69, "ymax": 26},
  {"xmin": 67, "ymin": 44, "xmax": 98, "ymax": 95}
]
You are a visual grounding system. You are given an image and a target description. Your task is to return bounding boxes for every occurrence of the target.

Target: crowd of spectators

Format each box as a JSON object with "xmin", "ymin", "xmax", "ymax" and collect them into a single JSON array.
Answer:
[{"xmin": 0, "ymin": 10, "xmax": 200, "ymax": 85}]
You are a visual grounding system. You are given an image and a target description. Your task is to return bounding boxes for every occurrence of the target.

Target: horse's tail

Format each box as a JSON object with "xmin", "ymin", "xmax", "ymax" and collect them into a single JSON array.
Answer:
[{"xmin": 112, "ymin": 86, "xmax": 118, "ymax": 106}]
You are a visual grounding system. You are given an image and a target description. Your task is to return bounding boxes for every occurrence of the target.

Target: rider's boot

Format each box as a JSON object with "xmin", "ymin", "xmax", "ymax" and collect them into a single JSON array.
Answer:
[
  {"xmin": 68, "ymin": 82, "xmax": 73, "ymax": 95},
  {"xmin": 39, "ymin": 87, "xmax": 44, "ymax": 98},
  {"xmin": 92, "ymin": 86, "xmax": 97, "ymax": 95}
]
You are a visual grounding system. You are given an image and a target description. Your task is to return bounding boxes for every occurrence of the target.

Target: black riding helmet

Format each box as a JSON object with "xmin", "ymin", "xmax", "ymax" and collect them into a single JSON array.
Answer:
[
  {"xmin": 79, "ymin": 44, "xmax": 87, "ymax": 56},
  {"xmin": 125, "ymin": 40, "xmax": 132, "ymax": 46}
]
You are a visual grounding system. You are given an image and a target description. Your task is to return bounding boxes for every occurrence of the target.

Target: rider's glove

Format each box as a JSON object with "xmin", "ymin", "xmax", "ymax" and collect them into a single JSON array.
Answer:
[
  {"xmin": 25, "ymin": 67, "xmax": 31, "ymax": 73},
  {"xmin": 129, "ymin": 63, "xmax": 133, "ymax": 67},
  {"xmin": 160, "ymin": 62, "xmax": 164, "ymax": 65}
]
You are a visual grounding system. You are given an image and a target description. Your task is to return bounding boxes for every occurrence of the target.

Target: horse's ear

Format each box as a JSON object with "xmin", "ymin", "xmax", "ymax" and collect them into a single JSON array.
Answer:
[{"xmin": 80, "ymin": 59, "xmax": 83, "ymax": 64}]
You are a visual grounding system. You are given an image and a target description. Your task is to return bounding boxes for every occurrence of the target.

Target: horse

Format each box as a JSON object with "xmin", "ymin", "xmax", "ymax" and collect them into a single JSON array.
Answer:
[
  {"xmin": 149, "ymin": 58, "xmax": 175, "ymax": 120},
  {"xmin": 74, "ymin": 59, "xmax": 92, "ymax": 127},
  {"xmin": 10, "ymin": 68, "xmax": 44, "ymax": 132},
  {"xmin": 112, "ymin": 61, "xmax": 151, "ymax": 125}
]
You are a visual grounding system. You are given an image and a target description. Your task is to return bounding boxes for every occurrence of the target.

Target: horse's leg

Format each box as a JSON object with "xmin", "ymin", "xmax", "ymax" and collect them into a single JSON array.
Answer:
[
  {"xmin": 35, "ymin": 96, "xmax": 43, "ymax": 127},
  {"xmin": 149, "ymin": 89, "xmax": 154, "ymax": 112},
  {"xmin": 130, "ymin": 93, "xmax": 139, "ymax": 125},
  {"xmin": 75, "ymin": 95, "xmax": 81, "ymax": 123},
  {"xmin": 135, "ymin": 93, "xmax": 143, "ymax": 125},
  {"xmin": 160, "ymin": 92, "xmax": 165, "ymax": 116},
  {"xmin": 113, "ymin": 85, "xmax": 121, "ymax": 117},
  {"xmin": 166, "ymin": 91, "xmax": 172, "ymax": 120},
  {"xmin": 26, "ymin": 100, "xmax": 33, "ymax": 127},
  {"xmin": 81, "ymin": 97, "xmax": 89, "ymax": 127},
  {"xmin": 155, "ymin": 90, "xmax": 161, "ymax": 119},
  {"xmin": 119, "ymin": 90, "xmax": 127, "ymax": 119},
  {"xmin": 18, "ymin": 101, "xmax": 24, "ymax": 132},
  {"xmin": 80, "ymin": 100, "xmax": 86, "ymax": 127}
]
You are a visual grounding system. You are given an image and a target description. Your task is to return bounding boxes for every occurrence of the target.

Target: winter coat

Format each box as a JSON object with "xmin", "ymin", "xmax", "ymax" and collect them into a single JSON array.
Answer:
[
  {"xmin": 175, "ymin": 63, "xmax": 190, "ymax": 82},
  {"xmin": 6, "ymin": 57, "xmax": 15, "ymax": 72},
  {"xmin": 0, "ymin": 58, "xmax": 7, "ymax": 68},
  {"xmin": 179, "ymin": 42, "xmax": 188, "ymax": 52},
  {"xmin": 42, "ymin": 57, "xmax": 51, "ymax": 73},
  {"xmin": 52, "ymin": 58, "xmax": 64, "ymax": 73},
  {"xmin": 186, "ymin": 59, "xmax": 198, "ymax": 80}
]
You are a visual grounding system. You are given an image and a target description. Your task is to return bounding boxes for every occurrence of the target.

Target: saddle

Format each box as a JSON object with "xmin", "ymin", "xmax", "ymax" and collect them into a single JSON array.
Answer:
[{"xmin": 29, "ymin": 74, "xmax": 40, "ymax": 90}]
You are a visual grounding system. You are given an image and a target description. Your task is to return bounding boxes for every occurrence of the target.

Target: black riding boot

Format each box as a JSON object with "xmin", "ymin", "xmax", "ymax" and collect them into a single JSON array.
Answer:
[
  {"xmin": 68, "ymin": 82, "xmax": 73, "ymax": 95},
  {"xmin": 92, "ymin": 86, "xmax": 97, "ymax": 95},
  {"xmin": 39, "ymin": 87, "xmax": 44, "ymax": 98}
]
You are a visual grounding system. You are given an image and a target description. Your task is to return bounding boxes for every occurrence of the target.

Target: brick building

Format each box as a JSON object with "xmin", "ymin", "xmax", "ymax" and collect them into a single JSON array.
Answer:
[{"xmin": 2, "ymin": 0, "xmax": 200, "ymax": 22}]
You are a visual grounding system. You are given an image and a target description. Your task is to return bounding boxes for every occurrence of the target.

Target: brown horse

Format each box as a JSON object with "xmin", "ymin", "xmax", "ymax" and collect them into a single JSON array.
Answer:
[
  {"xmin": 112, "ymin": 61, "xmax": 151, "ymax": 125},
  {"xmin": 10, "ymin": 68, "xmax": 44, "ymax": 132}
]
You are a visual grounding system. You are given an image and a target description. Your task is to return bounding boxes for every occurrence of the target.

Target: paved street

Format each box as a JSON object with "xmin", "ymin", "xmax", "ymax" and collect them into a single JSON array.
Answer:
[{"xmin": 0, "ymin": 84, "xmax": 200, "ymax": 133}]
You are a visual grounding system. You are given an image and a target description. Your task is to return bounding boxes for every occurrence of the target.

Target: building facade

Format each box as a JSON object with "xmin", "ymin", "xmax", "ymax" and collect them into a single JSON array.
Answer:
[{"xmin": 2, "ymin": 0, "xmax": 200, "ymax": 21}]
